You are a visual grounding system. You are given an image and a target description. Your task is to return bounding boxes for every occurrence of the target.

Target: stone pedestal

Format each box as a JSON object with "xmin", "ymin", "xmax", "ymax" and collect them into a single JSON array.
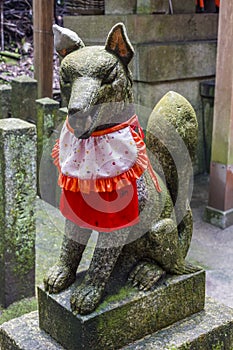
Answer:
[
  {"xmin": 37, "ymin": 270, "xmax": 205, "ymax": 350},
  {"xmin": 0, "ymin": 118, "xmax": 37, "ymax": 307},
  {"xmin": 1, "ymin": 269, "xmax": 233, "ymax": 349}
]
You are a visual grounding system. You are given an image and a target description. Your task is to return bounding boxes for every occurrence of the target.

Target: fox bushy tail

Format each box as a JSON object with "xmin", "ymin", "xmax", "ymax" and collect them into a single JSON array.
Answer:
[{"xmin": 146, "ymin": 91, "xmax": 198, "ymax": 258}]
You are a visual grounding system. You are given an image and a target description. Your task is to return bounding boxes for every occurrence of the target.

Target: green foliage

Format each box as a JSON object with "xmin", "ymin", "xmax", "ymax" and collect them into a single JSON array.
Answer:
[{"xmin": 0, "ymin": 297, "xmax": 37, "ymax": 325}]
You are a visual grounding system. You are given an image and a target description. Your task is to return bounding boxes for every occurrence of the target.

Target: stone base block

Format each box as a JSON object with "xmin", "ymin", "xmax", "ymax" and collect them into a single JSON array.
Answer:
[
  {"xmin": 204, "ymin": 206, "xmax": 233, "ymax": 229},
  {"xmin": 1, "ymin": 298, "xmax": 233, "ymax": 349},
  {"xmin": 37, "ymin": 270, "xmax": 205, "ymax": 350}
]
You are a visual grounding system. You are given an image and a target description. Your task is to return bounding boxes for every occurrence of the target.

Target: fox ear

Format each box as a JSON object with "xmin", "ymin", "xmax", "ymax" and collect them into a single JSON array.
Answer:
[
  {"xmin": 105, "ymin": 23, "xmax": 134, "ymax": 66},
  {"xmin": 53, "ymin": 24, "xmax": 85, "ymax": 58}
]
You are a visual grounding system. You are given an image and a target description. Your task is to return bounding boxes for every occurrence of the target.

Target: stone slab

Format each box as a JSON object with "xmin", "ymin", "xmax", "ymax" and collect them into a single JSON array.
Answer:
[
  {"xmin": 172, "ymin": 0, "xmax": 195, "ymax": 14},
  {"xmin": 38, "ymin": 270, "xmax": 205, "ymax": 350},
  {"xmin": 0, "ymin": 311, "xmax": 64, "ymax": 350},
  {"xmin": 123, "ymin": 298, "xmax": 233, "ymax": 349},
  {"xmin": 1, "ymin": 298, "xmax": 233, "ymax": 349},
  {"xmin": 64, "ymin": 14, "xmax": 218, "ymax": 45},
  {"xmin": 105, "ymin": 0, "xmax": 136, "ymax": 14},
  {"xmin": 135, "ymin": 40, "xmax": 217, "ymax": 82}
]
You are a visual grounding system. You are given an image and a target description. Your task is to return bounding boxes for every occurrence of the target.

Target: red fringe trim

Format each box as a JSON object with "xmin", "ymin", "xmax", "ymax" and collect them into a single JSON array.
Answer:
[
  {"xmin": 51, "ymin": 123, "xmax": 161, "ymax": 194},
  {"xmin": 51, "ymin": 139, "xmax": 61, "ymax": 172}
]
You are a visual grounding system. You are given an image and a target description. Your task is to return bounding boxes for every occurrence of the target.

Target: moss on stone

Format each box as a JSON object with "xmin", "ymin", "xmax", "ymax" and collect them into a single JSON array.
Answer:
[
  {"xmin": 0, "ymin": 298, "xmax": 37, "ymax": 326},
  {"xmin": 3, "ymin": 130, "xmax": 36, "ymax": 276},
  {"xmin": 96, "ymin": 285, "xmax": 135, "ymax": 312},
  {"xmin": 0, "ymin": 120, "xmax": 36, "ymax": 306}
]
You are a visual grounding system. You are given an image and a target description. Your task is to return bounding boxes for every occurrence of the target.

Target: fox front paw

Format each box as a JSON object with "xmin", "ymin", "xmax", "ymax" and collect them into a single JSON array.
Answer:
[
  {"xmin": 129, "ymin": 261, "xmax": 165, "ymax": 291},
  {"xmin": 70, "ymin": 284, "xmax": 104, "ymax": 315},
  {"xmin": 170, "ymin": 261, "xmax": 202, "ymax": 275},
  {"xmin": 44, "ymin": 263, "xmax": 76, "ymax": 294}
]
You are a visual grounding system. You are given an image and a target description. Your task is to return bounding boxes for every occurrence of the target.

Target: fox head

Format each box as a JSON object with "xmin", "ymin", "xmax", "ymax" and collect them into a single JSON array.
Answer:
[{"xmin": 53, "ymin": 23, "xmax": 135, "ymax": 138}]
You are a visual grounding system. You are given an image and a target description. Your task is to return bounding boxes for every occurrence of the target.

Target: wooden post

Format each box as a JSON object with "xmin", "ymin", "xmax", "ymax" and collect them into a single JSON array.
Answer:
[
  {"xmin": 0, "ymin": 0, "xmax": 4, "ymax": 50},
  {"xmin": 204, "ymin": 2, "xmax": 233, "ymax": 228},
  {"xmin": 33, "ymin": 0, "xmax": 54, "ymax": 98}
]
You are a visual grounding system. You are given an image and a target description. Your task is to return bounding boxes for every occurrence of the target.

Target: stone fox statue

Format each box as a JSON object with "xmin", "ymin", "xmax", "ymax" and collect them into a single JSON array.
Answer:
[{"xmin": 44, "ymin": 23, "xmax": 199, "ymax": 315}]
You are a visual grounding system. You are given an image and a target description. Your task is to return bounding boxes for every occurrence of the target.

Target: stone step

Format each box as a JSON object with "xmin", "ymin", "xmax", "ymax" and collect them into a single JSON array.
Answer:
[{"xmin": 1, "ymin": 298, "xmax": 233, "ymax": 349}]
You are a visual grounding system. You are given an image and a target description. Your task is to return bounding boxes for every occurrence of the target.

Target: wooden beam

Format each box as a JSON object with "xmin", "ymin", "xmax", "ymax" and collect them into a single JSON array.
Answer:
[
  {"xmin": 0, "ymin": 0, "xmax": 4, "ymax": 50},
  {"xmin": 33, "ymin": 0, "xmax": 54, "ymax": 98}
]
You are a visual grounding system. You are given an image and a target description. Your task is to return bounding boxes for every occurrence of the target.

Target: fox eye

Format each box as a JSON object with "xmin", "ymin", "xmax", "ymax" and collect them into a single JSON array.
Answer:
[
  {"xmin": 101, "ymin": 62, "xmax": 118, "ymax": 86},
  {"xmin": 101, "ymin": 70, "xmax": 116, "ymax": 86}
]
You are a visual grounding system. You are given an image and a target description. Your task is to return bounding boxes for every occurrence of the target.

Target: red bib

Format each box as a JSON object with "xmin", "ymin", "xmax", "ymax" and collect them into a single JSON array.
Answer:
[{"xmin": 52, "ymin": 115, "xmax": 161, "ymax": 232}]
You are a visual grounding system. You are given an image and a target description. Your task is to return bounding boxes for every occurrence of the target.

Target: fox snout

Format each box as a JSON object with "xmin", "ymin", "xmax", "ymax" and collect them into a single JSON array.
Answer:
[
  {"xmin": 67, "ymin": 78, "xmax": 101, "ymax": 138},
  {"xmin": 68, "ymin": 110, "xmax": 95, "ymax": 139}
]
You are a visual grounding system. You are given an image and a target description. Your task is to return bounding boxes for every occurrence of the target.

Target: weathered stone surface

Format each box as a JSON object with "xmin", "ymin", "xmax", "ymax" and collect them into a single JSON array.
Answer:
[
  {"xmin": 146, "ymin": 91, "xmax": 198, "ymax": 220},
  {"xmin": 64, "ymin": 14, "xmax": 218, "ymax": 45},
  {"xmin": 0, "ymin": 118, "xmax": 37, "ymax": 307},
  {"xmin": 135, "ymin": 41, "xmax": 217, "ymax": 82},
  {"xmin": 1, "ymin": 298, "xmax": 233, "ymax": 349},
  {"xmin": 172, "ymin": 0, "xmax": 195, "ymax": 13},
  {"xmin": 38, "ymin": 270, "xmax": 205, "ymax": 350},
  {"xmin": 36, "ymin": 98, "xmax": 60, "ymax": 206},
  {"xmin": 0, "ymin": 311, "xmax": 64, "ymax": 350},
  {"xmin": 123, "ymin": 298, "xmax": 233, "ymax": 349},
  {"xmin": 11, "ymin": 75, "xmax": 37, "ymax": 122},
  {"xmin": 105, "ymin": 0, "xmax": 136, "ymax": 14},
  {"xmin": 0, "ymin": 84, "xmax": 11, "ymax": 119},
  {"xmin": 137, "ymin": 0, "xmax": 169, "ymax": 14}
]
